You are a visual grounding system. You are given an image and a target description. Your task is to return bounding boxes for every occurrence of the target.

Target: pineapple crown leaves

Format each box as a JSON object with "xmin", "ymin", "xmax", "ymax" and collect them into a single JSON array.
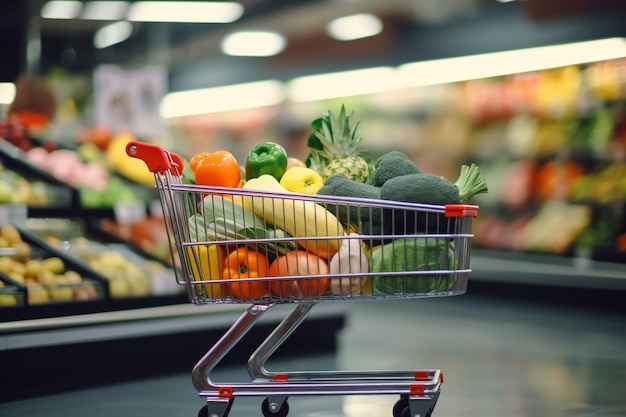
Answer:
[
  {"xmin": 306, "ymin": 104, "xmax": 364, "ymax": 162},
  {"xmin": 305, "ymin": 150, "xmax": 327, "ymax": 173}
]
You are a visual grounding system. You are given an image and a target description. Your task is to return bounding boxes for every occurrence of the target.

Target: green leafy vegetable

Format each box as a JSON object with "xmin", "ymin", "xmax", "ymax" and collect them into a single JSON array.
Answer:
[
  {"xmin": 369, "ymin": 238, "xmax": 457, "ymax": 294},
  {"xmin": 454, "ymin": 163, "xmax": 489, "ymax": 202}
]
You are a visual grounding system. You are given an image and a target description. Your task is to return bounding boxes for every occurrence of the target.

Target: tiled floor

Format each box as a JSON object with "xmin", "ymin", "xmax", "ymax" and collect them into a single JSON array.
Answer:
[{"xmin": 2, "ymin": 294, "xmax": 625, "ymax": 417}]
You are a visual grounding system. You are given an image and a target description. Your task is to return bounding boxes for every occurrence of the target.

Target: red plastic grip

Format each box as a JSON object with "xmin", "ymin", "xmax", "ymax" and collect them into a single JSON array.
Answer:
[
  {"xmin": 444, "ymin": 204, "xmax": 479, "ymax": 218},
  {"xmin": 126, "ymin": 141, "xmax": 184, "ymax": 176},
  {"xmin": 217, "ymin": 387, "xmax": 233, "ymax": 398},
  {"xmin": 409, "ymin": 384, "xmax": 425, "ymax": 395},
  {"xmin": 414, "ymin": 371, "xmax": 430, "ymax": 380}
]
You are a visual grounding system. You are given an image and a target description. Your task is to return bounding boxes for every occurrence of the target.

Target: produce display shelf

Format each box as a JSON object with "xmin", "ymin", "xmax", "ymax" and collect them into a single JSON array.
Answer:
[
  {"xmin": 470, "ymin": 248, "xmax": 626, "ymax": 290},
  {"xmin": 0, "ymin": 302, "xmax": 345, "ymax": 348}
]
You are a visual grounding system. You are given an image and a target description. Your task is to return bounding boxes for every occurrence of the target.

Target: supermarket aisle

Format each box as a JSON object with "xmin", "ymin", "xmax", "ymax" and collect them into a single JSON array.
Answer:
[{"xmin": 2, "ymin": 293, "xmax": 625, "ymax": 417}]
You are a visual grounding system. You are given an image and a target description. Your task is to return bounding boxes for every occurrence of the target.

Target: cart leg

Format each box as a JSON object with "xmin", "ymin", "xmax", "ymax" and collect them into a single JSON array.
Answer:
[
  {"xmin": 247, "ymin": 302, "xmax": 316, "ymax": 380},
  {"xmin": 261, "ymin": 396, "xmax": 289, "ymax": 417},
  {"xmin": 192, "ymin": 304, "xmax": 271, "ymax": 392},
  {"xmin": 406, "ymin": 391, "xmax": 440, "ymax": 417}
]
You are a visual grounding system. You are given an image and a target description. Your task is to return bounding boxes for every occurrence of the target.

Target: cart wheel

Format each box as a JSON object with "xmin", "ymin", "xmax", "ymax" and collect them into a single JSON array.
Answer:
[
  {"xmin": 399, "ymin": 405, "xmax": 432, "ymax": 417},
  {"xmin": 198, "ymin": 401, "xmax": 234, "ymax": 417},
  {"xmin": 198, "ymin": 404, "xmax": 209, "ymax": 417},
  {"xmin": 261, "ymin": 398, "xmax": 289, "ymax": 417},
  {"xmin": 392, "ymin": 397, "xmax": 409, "ymax": 417}
]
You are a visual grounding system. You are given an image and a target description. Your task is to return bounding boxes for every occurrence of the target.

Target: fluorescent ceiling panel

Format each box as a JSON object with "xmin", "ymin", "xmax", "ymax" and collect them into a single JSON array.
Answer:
[
  {"xmin": 326, "ymin": 13, "xmax": 383, "ymax": 41},
  {"xmin": 160, "ymin": 37, "xmax": 626, "ymax": 117},
  {"xmin": 0, "ymin": 83, "xmax": 16, "ymax": 105},
  {"xmin": 221, "ymin": 31, "xmax": 286, "ymax": 57},
  {"xmin": 40, "ymin": 0, "xmax": 83, "ymax": 19},
  {"xmin": 398, "ymin": 37, "xmax": 626, "ymax": 87},
  {"xmin": 81, "ymin": 1, "xmax": 130, "ymax": 20},
  {"xmin": 288, "ymin": 67, "xmax": 401, "ymax": 102},
  {"xmin": 94, "ymin": 21, "xmax": 133, "ymax": 49},
  {"xmin": 127, "ymin": 1, "xmax": 244, "ymax": 23},
  {"xmin": 160, "ymin": 80, "xmax": 285, "ymax": 118}
]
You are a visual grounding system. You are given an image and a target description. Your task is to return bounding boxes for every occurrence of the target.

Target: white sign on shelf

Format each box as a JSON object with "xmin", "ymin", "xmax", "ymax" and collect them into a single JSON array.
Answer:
[{"xmin": 0, "ymin": 204, "xmax": 27, "ymax": 228}]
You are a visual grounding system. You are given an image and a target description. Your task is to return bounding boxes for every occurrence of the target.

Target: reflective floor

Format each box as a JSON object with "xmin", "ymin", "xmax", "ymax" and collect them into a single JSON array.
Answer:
[{"xmin": 3, "ymin": 294, "xmax": 626, "ymax": 417}]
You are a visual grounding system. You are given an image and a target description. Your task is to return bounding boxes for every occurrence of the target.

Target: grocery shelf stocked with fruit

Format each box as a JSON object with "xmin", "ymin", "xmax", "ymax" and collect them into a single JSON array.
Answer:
[
  {"xmin": 0, "ymin": 108, "xmax": 193, "ymax": 320},
  {"xmin": 0, "ymin": 119, "xmax": 156, "ymax": 215},
  {"xmin": 456, "ymin": 60, "xmax": 626, "ymax": 265},
  {"xmin": 0, "ymin": 224, "xmax": 106, "ymax": 310},
  {"xmin": 2, "ymin": 59, "xmax": 625, "ymax": 321},
  {"xmin": 0, "ymin": 219, "xmax": 182, "ymax": 321}
]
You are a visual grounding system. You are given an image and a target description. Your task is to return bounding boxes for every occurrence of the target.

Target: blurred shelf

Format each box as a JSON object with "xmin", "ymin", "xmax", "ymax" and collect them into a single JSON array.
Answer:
[
  {"xmin": 471, "ymin": 248, "xmax": 626, "ymax": 290},
  {"xmin": 0, "ymin": 302, "xmax": 347, "ymax": 402}
]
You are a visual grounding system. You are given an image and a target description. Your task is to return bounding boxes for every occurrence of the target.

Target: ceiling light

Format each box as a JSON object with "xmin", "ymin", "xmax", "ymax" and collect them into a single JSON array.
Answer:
[
  {"xmin": 94, "ymin": 21, "xmax": 133, "ymax": 49},
  {"xmin": 40, "ymin": 1, "xmax": 83, "ymax": 19},
  {"xmin": 82, "ymin": 1, "xmax": 130, "ymax": 20},
  {"xmin": 398, "ymin": 37, "xmax": 626, "ymax": 87},
  {"xmin": 0, "ymin": 83, "xmax": 16, "ymax": 105},
  {"xmin": 288, "ymin": 67, "xmax": 401, "ymax": 102},
  {"xmin": 127, "ymin": 1, "xmax": 243, "ymax": 23},
  {"xmin": 326, "ymin": 13, "xmax": 383, "ymax": 41},
  {"xmin": 221, "ymin": 31, "xmax": 286, "ymax": 57},
  {"xmin": 160, "ymin": 80, "xmax": 285, "ymax": 118}
]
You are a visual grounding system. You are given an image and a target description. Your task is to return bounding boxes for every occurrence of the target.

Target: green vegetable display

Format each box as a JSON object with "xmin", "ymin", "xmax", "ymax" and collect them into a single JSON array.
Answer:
[
  {"xmin": 369, "ymin": 238, "xmax": 457, "ymax": 294},
  {"xmin": 245, "ymin": 141, "xmax": 288, "ymax": 181}
]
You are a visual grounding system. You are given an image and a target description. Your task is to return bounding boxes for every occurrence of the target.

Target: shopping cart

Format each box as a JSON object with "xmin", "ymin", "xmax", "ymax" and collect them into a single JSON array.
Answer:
[{"xmin": 127, "ymin": 141, "xmax": 479, "ymax": 417}]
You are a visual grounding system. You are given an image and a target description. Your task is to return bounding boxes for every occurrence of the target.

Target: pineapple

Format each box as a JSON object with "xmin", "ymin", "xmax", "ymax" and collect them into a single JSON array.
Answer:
[{"xmin": 306, "ymin": 105, "xmax": 370, "ymax": 183}]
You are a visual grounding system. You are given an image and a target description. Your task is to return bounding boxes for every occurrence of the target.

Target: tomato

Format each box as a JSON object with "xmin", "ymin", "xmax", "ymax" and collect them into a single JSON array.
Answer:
[
  {"xmin": 269, "ymin": 250, "xmax": 330, "ymax": 298},
  {"xmin": 191, "ymin": 150, "xmax": 241, "ymax": 188},
  {"xmin": 223, "ymin": 247, "xmax": 270, "ymax": 300}
]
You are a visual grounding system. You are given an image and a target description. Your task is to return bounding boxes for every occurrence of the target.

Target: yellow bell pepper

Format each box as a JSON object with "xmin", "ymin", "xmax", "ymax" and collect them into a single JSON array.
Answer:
[{"xmin": 187, "ymin": 244, "xmax": 226, "ymax": 299}]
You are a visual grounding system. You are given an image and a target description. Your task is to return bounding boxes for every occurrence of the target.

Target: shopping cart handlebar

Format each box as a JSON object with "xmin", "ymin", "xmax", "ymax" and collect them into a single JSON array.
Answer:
[{"xmin": 126, "ymin": 141, "xmax": 184, "ymax": 176}]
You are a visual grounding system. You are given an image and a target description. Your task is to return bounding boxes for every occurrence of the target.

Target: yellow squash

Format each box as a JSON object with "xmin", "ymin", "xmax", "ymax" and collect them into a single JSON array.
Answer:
[
  {"xmin": 242, "ymin": 175, "xmax": 343, "ymax": 259},
  {"xmin": 187, "ymin": 243, "xmax": 226, "ymax": 299}
]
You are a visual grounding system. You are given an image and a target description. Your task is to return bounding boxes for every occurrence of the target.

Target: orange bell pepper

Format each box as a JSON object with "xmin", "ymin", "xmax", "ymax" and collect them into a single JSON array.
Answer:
[{"xmin": 223, "ymin": 247, "xmax": 270, "ymax": 300}]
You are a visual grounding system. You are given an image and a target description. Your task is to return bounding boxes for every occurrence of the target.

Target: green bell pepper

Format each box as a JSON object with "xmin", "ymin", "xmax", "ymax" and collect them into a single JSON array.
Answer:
[{"xmin": 245, "ymin": 142, "xmax": 288, "ymax": 181}]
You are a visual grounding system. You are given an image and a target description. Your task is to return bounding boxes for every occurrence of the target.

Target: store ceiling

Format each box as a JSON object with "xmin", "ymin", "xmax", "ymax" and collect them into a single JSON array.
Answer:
[{"xmin": 1, "ymin": 0, "xmax": 626, "ymax": 83}]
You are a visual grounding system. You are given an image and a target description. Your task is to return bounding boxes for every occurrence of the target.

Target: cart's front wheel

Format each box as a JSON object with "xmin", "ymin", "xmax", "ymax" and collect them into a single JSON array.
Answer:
[
  {"xmin": 198, "ymin": 400, "xmax": 234, "ymax": 417},
  {"xmin": 198, "ymin": 404, "xmax": 209, "ymax": 417},
  {"xmin": 399, "ymin": 405, "xmax": 433, "ymax": 417},
  {"xmin": 262, "ymin": 398, "xmax": 289, "ymax": 417},
  {"xmin": 393, "ymin": 397, "xmax": 409, "ymax": 417}
]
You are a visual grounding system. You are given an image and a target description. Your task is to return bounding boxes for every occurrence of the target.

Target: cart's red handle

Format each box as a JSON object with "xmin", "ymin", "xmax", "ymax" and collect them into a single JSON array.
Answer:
[
  {"xmin": 126, "ymin": 141, "xmax": 184, "ymax": 176},
  {"xmin": 445, "ymin": 204, "xmax": 479, "ymax": 217}
]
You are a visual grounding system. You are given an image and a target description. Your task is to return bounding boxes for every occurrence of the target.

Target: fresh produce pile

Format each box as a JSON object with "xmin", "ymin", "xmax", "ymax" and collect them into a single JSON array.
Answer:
[
  {"xmin": 41, "ymin": 235, "xmax": 160, "ymax": 298},
  {"xmin": 181, "ymin": 106, "xmax": 488, "ymax": 300},
  {"xmin": 0, "ymin": 225, "xmax": 103, "ymax": 305}
]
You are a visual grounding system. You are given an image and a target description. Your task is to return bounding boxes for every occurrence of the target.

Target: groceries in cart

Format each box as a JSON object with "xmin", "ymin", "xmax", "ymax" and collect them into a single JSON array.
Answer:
[{"xmin": 128, "ymin": 106, "xmax": 486, "ymax": 304}]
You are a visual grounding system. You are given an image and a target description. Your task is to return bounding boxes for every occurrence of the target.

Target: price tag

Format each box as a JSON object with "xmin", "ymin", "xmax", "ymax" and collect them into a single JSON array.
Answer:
[{"xmin": 0, "ymin": 204, "xmax": 27, "ymax": 228}]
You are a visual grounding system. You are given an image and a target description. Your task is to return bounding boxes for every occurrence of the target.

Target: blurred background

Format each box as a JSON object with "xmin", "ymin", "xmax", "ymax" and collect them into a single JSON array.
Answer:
[{"xmin": 0, "ymin": 1, "xmax": 625, "ymax": 416}]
